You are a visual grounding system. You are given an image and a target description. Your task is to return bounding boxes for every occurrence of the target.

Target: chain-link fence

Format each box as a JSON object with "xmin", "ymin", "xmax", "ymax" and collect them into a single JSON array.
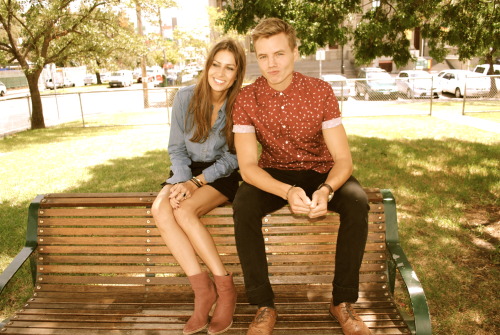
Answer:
[
  {"xmin": 0, "ymin": 86, "xmax": 180, "ymax": 135},
  {"xmin": 333, "ymin": 74, "xmax": 500, "ymax": 116},
  {"xmin": 1, "ymin": 75, "xmax": 499, "ymax": 136}
]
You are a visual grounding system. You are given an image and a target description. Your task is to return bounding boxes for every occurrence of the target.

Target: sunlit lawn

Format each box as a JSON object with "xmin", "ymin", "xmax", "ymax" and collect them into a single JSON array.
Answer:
[{"xmin": 0, "ymin": 113, "xmax": 498, "ymax": 334}]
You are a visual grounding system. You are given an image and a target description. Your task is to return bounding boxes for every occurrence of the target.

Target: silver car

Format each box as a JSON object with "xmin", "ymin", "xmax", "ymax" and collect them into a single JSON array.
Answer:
[
  {"xmin": 321, "ymin": 74, "xmax": 350, "ymax": 101},
  {"xmin": 396, "ymin": 70, "xmax": 439, "ymax": 99}
]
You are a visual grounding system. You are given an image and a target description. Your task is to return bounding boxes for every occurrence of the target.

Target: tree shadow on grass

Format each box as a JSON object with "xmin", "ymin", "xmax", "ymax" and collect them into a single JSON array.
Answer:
[{"xmin": 349, "ymin": 135, "xmax": 499, "ymax": 333}]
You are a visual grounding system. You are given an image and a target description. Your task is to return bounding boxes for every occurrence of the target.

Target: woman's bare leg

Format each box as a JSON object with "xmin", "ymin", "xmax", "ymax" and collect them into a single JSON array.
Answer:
[
  {"xmin": 152, "ymin": 184, "xmax": 228, "ymax": 276},
  {"xmin": 172, "ymin": 186, "xmax": 229, "ymax": 276},
  {"xmin": 152, "ymin": 185, "xmax": 203, "ymax": 276}
]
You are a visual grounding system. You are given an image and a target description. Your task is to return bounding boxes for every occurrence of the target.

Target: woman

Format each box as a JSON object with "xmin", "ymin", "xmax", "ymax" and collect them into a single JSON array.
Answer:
[{"xmin": 152, "ymin": 39, "xmax": 246, "ymax": 335}]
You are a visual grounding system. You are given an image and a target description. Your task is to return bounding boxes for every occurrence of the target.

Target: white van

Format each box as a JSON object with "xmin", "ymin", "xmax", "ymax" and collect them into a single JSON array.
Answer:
[
  {"xmin": 473, "ymin": 64, "xmax": 500, "ymax": 75},
  {"xmin": 108, "ymin": 70, "xmax": 134, "ymax": 87}
]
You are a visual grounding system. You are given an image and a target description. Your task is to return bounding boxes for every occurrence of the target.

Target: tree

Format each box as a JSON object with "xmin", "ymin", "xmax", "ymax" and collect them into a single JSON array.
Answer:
[
  {"xmin": 75, "ymin": 10, "xmax": 142, "ymax": 84},
  {"xmin": 0, "ymin": 0, "xmax": 130, "ymax": 129},
  {"xmin": 220, "ymin": 0, "xmax": 357, "ymax": 56},
  {"xmin": 219, "ymin": 0, "xmax": 499, "ymax": 72},
  {"xmin": 423, "ymin": 0, "xmax": 499, "ymax": 93}
]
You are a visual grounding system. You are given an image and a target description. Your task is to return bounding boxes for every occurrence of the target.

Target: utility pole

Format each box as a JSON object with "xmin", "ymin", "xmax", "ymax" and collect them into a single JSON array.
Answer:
[{"xmin": 136, "ymin": 1, "xmax": 149, "ymax": 108}]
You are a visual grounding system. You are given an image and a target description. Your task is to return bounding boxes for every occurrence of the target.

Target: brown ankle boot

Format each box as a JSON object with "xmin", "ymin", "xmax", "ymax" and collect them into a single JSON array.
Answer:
[
  {"xmin": 183, "ymin": 272, "xmax": 217, "ymax": 335},
  {"xmin": 208, "ymin": 273, "xmax": 237, "ymax": 335}
]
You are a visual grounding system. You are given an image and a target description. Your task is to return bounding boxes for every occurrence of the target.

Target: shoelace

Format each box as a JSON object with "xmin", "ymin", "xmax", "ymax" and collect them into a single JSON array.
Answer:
[
  {"xmin": 343, "ymin": 303, "xmax": 360, "ymax": 321},
  {"xmin": 255, "ymin": 308, "xmax": 272, "ymax": 323}
]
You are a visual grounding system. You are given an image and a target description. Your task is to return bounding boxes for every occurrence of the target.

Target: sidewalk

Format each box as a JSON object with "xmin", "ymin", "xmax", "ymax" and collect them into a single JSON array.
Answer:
[{"xmin": 432, "ymin": 113, "xmax": 499, "ymax": 133}]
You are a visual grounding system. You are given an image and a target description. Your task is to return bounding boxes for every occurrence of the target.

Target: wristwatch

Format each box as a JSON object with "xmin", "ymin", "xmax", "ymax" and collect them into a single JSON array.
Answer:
[{"xmin": 317, "ymin": 183, "xmax": 334, "ymax": 202}]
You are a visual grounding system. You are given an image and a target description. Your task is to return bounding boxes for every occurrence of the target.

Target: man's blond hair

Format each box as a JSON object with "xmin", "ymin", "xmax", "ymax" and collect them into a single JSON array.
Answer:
[{"xmin": 251, "ymin": 18, "xmax": 297, "ymax": 51}]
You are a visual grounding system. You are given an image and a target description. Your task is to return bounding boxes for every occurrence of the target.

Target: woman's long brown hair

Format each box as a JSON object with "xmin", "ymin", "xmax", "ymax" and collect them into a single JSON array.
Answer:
[{"xmin": 187, "ymin": 39, "xmax": 246, "ymax": 152}]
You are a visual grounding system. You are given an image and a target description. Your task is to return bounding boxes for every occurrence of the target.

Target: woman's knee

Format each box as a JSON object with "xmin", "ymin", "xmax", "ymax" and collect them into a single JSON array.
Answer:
[
  {"xmin": 151, "ymin": 193, "xmax": 173, "ymax": 227},
  {"xmin": 172, "ymin": 202, "xmax": 202, "ymax": 229}
]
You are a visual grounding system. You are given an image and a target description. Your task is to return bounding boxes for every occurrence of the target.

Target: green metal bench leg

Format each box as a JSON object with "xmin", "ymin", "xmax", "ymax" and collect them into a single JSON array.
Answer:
[{"xmin": 382, "ymin": 189, "xmax": 432, "ymax": 335}]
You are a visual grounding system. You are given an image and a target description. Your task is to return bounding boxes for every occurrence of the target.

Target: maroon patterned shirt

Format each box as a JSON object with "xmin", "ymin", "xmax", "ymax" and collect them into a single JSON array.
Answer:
[{"xmin": 233, "ymin": 72, "xmax": 342, "ymax": 173}]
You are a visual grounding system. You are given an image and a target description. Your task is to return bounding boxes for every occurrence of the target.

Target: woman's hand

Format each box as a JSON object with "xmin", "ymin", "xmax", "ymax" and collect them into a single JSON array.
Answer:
[{"xmin": 168, "ymin": 180, "xmax": 198, "ymax": 209}]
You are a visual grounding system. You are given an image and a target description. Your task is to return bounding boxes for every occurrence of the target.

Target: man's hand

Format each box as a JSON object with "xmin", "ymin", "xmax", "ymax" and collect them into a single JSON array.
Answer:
[
  {"xmin": 287, "ymin": 187, "xmax": 312, "ymax": 214},
  {"xmin": 308, "ymin": 188, "xmax": 329, "ymax": 218}
]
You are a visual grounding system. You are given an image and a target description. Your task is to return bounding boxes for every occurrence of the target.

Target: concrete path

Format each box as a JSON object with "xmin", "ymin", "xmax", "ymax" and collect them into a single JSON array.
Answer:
[{"xmin": 432, "ymin": 113, "xmax": 499, "ymax": 133}]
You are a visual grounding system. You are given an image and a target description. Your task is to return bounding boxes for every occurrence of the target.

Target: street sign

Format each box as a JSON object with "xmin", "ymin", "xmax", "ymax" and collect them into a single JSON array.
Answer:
[{"xmin": 316, "ymin": 49, "xmax": 325, "ymax": 61}]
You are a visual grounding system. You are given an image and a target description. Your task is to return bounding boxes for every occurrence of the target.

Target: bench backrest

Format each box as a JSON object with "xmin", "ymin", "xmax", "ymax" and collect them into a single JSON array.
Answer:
[{"xmin": 35, "ymin": 189, "xmax": 388, "ymax": 293}]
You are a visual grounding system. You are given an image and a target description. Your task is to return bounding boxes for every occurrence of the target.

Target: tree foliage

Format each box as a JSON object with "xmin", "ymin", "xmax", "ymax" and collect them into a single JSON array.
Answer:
[
  {"xmin": 424, "ymin": 0, "xmax": 499, "ymax": 73},
  {"xmin": 219, "ymin": 0, "xmax": 500, "ymax": 68},
  {"xmin": 0, "ymin": 0, "xmax": 134, "ymax": 129}
]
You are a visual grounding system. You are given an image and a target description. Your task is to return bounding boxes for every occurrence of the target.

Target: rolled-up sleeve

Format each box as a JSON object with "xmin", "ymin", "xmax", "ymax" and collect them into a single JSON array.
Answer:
[
  {"xmin": 166, "ymin": 89, "xmax": 192, "ymax": 184},
  {"xmin": 202, "ymin": 149, "xmax": 239, "ymax": 183}
]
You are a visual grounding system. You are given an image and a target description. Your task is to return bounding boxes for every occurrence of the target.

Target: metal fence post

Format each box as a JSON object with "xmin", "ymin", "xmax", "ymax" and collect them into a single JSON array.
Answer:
[
  {"xmin": 78, "ymin": 92, "xmax": 86, "ymax": 127},
  {"xmin": 429, "ymin": 77, "xmax": 434, "ymax": 116},
  {"xmin": 340, "ymin": 81, "xmax": 344, "ymax": 113},
  {"xmin": 26, "ymin": 95, "xmax": 32, "ymax": 120},
  {"xmin": 462, "ymin": 76, "xmax": 467, "ymax": 115}
]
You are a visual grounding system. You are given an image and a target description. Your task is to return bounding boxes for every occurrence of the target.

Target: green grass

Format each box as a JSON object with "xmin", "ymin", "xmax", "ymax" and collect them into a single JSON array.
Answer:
[
  {"xmin": 1, "ymin": 114, "xmax": 499, "ymax": 334},
  {"xmin": 465, "ymin": 111, "xmax": 500, "ymax": 122}
]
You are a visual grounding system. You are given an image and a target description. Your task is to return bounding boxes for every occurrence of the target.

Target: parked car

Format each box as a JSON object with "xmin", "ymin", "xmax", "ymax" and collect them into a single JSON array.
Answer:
[
  {"xmin": 98, "ymin": 73, "xmax": 110, "ymax": 83},
  {"xmin": 0, "ymin": 81, "xmax": 6, "ymax": 96},
  {"xmin": 437, "ymin": 69, "xmax": 490, "ymax": 98},
  {"xmin": 473, "ymin": 63, "xmax": 500, "ymax": 75},
  {"xmin": 321, "ymin": 74, "xmax": 350, "ymax": 100},
  {"xmin": 137, "ymin": 67, "xmax": 163, "ymax": 83},
  {"xmin": 108, "ymin": 70, "xmax": 134, "ymax": 88},
  {"xmin": 355, "ymin": 67, "xmax": 399, "ymax": 100},
  {"xmin": 83, "ymin": 74, "xmax": 97, "ymax": 85},
  {"xmin": 396, "ymin": 70, "xmax": 440, "ymax": 99},
  {"xmin": 45, "ymin": 78, "xmax": 75, "ymax": 89}
]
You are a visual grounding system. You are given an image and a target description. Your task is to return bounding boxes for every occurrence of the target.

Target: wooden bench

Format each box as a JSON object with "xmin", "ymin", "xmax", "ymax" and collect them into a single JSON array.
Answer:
[{"xmin": 0, "ymin": 189, "xmax": 431, "ymax": 334}]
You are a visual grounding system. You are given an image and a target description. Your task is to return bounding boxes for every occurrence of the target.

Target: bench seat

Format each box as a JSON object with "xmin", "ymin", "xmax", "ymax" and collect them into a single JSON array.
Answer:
[{"xmin": 0, "ymin": 189, "xmax": 431, "ymax": 334}]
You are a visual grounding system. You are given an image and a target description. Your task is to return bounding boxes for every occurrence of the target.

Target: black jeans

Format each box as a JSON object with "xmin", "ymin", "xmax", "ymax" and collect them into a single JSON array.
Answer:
[{"xmin": 232, "ymin": 168, "xmax": 369, "ymax": 306}]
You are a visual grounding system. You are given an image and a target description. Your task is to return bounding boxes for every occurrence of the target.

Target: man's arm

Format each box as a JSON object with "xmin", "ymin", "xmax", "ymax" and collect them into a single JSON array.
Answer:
[
  {"xmin": 308, "ymin": 124, "xmax": 353, "ymax": 218},
  {"xmin": 234, "ymin": 133, "xmax": 312, "ymax": 213}
]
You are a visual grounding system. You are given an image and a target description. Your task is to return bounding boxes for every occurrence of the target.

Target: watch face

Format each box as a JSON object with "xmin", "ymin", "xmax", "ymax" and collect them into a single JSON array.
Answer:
[{"xmin": 318, "ymin": 183, "xmax": 334, "ymax": 201}]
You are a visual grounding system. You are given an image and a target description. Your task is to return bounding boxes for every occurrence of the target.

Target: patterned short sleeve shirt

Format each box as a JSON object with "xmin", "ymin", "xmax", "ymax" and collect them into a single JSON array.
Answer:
[{"xmin": 233, "ymin": 72, "xmax": 341, "ymax": 173}]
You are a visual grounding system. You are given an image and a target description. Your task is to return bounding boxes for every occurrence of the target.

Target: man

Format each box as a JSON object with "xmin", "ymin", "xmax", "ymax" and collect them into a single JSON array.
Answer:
[{"xmin": 232, "ymin": 18, "xmax": 372, "ymax": 335}]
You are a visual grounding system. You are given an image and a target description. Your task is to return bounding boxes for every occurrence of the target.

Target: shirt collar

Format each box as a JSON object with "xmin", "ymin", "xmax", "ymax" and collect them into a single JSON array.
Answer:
[{"xmin": 255, "ymin": 72, "xmax": 300, "ymax": 104}]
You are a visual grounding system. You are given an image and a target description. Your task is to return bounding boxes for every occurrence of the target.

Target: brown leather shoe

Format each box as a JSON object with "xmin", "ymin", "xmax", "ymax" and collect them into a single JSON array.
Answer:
[
  {"xmin": 247, "ymin": 307, "xmax": 277, "ymax": 335},
  {"xmin": 329, "ymin": 301, "xmax": 372, "ymax": 335}
]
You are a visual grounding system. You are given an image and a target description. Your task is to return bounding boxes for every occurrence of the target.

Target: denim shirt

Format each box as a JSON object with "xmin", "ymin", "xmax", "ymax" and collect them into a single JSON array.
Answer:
[{"xmin": 166, "ymin": 85, "xmax": 239, "ymax": 184}]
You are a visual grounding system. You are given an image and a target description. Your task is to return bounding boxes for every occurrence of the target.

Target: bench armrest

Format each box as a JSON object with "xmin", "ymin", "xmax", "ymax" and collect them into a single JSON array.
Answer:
[
  {"xmin": 0, "ymin": 195, "xmax": 42, "ymax": 295},
  {"xmin": 0, "ymin": 246, "xmax": 37, "ymax": 295},
  {"xmin": 382, "ymin": 189, "xmax": 432, "ymax": 335}
]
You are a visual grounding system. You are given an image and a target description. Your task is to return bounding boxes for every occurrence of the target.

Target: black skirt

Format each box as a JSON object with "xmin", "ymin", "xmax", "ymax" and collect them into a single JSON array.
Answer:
[{"xmin": 163, "ymin": 161, "xmax": 241, "ymax": 202}]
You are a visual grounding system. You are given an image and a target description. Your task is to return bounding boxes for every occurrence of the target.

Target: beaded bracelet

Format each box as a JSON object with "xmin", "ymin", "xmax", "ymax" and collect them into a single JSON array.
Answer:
[{"xmin": 190, "ymin": 177, "xmax": 203, "ymax": 188}]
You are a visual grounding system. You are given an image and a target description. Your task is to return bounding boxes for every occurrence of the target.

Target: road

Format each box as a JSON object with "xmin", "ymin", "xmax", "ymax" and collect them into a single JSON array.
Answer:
[{"xmin": 1, "ymin": 82, "xmax": 498, "ymax": 136}]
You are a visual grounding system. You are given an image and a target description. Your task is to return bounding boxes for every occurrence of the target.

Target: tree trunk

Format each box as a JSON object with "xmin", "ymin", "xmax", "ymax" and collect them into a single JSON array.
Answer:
[
  {"xmin": 26, "ymin": 70, "xmax": 45, "ymax": 129},
  {"xmin": 485, "ymin": 52, "xmax": 498, "ymax": 95}
]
